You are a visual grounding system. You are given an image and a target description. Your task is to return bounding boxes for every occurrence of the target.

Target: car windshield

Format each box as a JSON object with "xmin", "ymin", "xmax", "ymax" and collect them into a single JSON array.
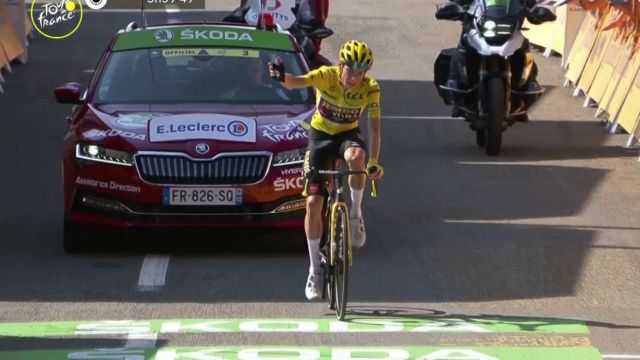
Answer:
[{"xmin": 93, "ymin": 47, "xmax": 313, "ymax": 104}]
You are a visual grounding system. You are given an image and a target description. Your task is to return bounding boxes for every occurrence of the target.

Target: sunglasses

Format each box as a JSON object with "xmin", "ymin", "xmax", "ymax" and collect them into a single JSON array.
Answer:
[{"xmin": 345, "ymin": 61, "xmax": 371, "ymax": 72}]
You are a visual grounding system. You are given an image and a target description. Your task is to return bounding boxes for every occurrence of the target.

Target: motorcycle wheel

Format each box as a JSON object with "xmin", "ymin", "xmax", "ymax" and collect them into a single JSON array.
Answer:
[{"xmin": 485, "ymin": 77, "xmax": 504, "ymax": 156}]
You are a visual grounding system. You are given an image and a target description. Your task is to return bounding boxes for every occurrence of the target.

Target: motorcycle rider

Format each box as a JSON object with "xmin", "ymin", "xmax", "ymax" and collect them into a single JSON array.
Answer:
[{"xmin": 446, "ymin": 0, "xmax": 547, "ymax": 121}]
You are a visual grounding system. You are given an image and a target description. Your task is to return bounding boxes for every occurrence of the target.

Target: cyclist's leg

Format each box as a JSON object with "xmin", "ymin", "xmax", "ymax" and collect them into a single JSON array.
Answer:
[
  {"xmin": 339, "ymin": 128, "xmax": 367, "ymax": 218},
  {"xmin": 339, "ymin": 128, "xmax": 368, "ymax": 249},
  {"xmin": 303, "ymin": 129, "xmax": 338, "ymax": 299},
  {"xmin": 303, "ymin": 136, "xmax": 329, "ymax": 273}
]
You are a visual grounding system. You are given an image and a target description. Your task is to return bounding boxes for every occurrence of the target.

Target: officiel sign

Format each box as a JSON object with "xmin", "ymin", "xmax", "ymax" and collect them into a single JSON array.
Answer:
[{"xmin": 149, "ymin": 115, "xmax": 256, "ymax": 143}]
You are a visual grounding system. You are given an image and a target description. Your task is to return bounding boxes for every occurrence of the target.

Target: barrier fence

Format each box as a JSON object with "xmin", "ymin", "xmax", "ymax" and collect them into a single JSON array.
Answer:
[
  {"xmin": 525, "ymin": 0, "xmax": 640, "ymax": 148},
  {"xmin": 0, "ymin": 0, "xmax": 30, "ymax": 95}
]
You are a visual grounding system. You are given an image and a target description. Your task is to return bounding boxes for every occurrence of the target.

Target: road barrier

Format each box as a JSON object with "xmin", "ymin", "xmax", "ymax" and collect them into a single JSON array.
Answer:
[
  {"xmin": 616, "ymin": 69, "xmax": 640, "ymax": 145},
  {"xmin": 5, "ymin": 0, "xmax": 27, "ymax": 62},
  {"xmin": 527, "ymin": 0, "xmax": 640, "ymax": 150},
  {"xmin": 524, "ymin": 1, "xmax": 586, "ymax": 65},
  {"xmin": 565, "ymin": 10, "xmax": 601, "ymax": 87},
  {"xmin": 0, "ymin": 0, "xmax": 30, "ymax": 95},
  {"xmin": 596, "ymin": 37, "xmax": 635, "ymax": 117},
  {"xmin": 0, "ymin": 45, "xmax": 7, "ymax": 94},
  {"xmin": 574, "ymin": 9, "xmax": 616, "ymax": 103}
]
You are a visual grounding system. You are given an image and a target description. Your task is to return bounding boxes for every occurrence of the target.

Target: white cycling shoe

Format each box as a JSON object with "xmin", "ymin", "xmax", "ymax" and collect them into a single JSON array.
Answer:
[
  {"xmin": 350, "ymin": 215, "xmax": 366, "ymax": 250},
  {"xmin": 305, "ymin": 271, "xmax": 322, "ymax": 301}
]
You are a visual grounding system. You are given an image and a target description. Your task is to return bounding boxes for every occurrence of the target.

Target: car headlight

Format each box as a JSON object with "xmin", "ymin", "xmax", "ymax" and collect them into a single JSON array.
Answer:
[
  {"xmin": 273, "ymin": 147, "xmax": 305, "ymax": 167},
  {"xmin": 76, "ymin": 144, "xmax": 134, "ymax": 166}
]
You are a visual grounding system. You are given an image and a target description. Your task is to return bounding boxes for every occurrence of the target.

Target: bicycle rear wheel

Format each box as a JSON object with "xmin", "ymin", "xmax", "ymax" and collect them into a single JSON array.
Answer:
[{"xmin": 333, "ymin": 205, "xmax": 350, "ymax": 320}]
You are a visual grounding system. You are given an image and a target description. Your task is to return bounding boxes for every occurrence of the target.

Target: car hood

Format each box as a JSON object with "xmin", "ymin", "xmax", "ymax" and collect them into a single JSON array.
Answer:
[{"xmin": 80, "ymin": 103, "xmax": 314, "ymax": 157}]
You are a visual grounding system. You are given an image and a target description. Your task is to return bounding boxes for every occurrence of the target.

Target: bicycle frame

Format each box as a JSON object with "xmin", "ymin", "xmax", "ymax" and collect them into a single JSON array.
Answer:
[
  {"xmin": 316, "ymin": 166, "xmax": 369, "ymax": 267},
  {"xmin": 310, "ymin": 163, "xmax": 377, "ymax": 320},
  {"xmin": 329, "ymin": 181, "xmax": 352, "ymax": 267}
]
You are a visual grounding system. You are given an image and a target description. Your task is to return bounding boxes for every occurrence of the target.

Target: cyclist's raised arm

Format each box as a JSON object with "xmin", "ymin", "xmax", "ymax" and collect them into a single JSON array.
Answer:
[
  {"xmin": 269, "ymin": 58, "xmax": 329, "ymax": 90},
  {"xmin": 281, "ymin": 74, "xmax": 315, "ymax": 90}
]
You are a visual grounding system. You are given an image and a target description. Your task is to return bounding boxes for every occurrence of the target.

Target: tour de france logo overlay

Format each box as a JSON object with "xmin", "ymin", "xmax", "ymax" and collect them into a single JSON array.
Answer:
[{"xmin": 30, "ymin": 0, "xmax": 86, "ymax": 40}]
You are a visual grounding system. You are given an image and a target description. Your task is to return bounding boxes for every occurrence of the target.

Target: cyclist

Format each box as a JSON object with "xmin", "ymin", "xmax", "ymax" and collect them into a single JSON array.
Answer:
[{"xmin": 268, "ymin": 40, "xmax": 384, "ymax": 300}]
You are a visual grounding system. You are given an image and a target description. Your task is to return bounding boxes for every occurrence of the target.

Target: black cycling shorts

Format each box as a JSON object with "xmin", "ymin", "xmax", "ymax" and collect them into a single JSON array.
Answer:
[{"xmin": 303, "ymin": 127, "xmax": 367, "ymax": 197}]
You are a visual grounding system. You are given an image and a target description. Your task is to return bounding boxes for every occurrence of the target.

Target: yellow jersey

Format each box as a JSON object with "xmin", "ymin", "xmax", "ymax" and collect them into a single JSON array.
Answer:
[{"xmin": 302, "ymin": 65, "xmax": 381, "ymax": 135}]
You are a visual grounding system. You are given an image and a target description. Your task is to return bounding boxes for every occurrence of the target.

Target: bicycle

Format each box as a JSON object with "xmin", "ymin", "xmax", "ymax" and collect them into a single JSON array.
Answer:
[{"xmin": 307, "ymin": 163, "xmax": 378, "ymax": 320}]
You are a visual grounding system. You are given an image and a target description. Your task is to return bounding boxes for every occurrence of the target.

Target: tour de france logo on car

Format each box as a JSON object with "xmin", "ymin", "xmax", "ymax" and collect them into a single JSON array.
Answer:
[
  {"xmin": 228, "ymin": 121, "xmax": 249, "ymax": 137},
  {"xmin": 30, "ymin": 0, "xmax": 83, "ymax": 40},
  {"xmin": 154, "ymin": 29, "xmax": 174, "ymax": 43}
]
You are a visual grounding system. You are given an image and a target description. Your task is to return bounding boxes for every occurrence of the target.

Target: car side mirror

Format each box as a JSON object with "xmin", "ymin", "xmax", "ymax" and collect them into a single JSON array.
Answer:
[
  {"xmin": 528, "ymin": 5, "xmax": 556, "ymax": 24},
  {"xmin": 54, "ymin": 82, "xmax": 84, "ymax": 105},
  {"xmin": 436, "ymin": 2, "xmax": 466, "ymax": 21}
]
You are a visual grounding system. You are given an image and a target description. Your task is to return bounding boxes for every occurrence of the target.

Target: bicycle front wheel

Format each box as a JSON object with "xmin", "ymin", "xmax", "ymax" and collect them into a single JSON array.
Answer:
[{"xmin": 333, "ymin": 204, "xmax": 350, "ymax": 320}]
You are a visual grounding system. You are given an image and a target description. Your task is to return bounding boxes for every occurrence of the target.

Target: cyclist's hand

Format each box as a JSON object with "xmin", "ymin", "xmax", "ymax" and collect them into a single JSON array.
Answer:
[
  {"xmin": 268, "ymin": 57, "xmax": 286, "ymax": 82},
  {"xmin": 367, "ymin": 159, "xmax": 384, "ymax": 180}
]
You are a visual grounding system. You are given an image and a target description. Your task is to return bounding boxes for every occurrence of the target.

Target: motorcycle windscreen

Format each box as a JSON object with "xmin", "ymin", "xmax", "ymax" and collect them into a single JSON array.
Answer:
[{"xmin": 482, "ymin": 0, "xmax": 526, "ymax": 19}]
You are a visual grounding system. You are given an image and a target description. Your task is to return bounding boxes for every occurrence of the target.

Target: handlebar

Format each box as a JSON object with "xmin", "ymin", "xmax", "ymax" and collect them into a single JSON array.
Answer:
[{"xmin": 306, "ymin": 168, "xmax": 379, "ymax": 198}]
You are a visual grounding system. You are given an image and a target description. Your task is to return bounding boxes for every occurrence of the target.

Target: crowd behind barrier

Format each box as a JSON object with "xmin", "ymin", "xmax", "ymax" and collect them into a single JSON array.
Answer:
[
  {"xmin": 0, "ymin": 0, "xmax": 31, "ymax": 95},
  {"xmin": 525, "ymin": 0, "xmax": 640, "ymax": 148}
]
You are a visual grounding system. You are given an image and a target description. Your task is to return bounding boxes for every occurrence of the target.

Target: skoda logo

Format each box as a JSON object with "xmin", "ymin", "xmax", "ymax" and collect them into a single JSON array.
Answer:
[
  {"xmin": 195, "ymin": 143, "xmax": 210, "ymax": 155},
  {"xmin": 154, "ymin": 29, "xmax": 173, "ymax": 43}
]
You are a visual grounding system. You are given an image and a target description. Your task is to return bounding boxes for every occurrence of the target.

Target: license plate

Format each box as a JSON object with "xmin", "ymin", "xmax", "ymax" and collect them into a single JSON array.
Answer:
[{"xmin": 163, "ymin": 187, "xmax": 243, "ymax": 206}]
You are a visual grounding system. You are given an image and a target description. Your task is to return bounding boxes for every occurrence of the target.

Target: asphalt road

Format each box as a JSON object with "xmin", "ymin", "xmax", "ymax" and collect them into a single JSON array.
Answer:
[{"xmin": 1, "ymin": 1, "xmax": 639, "ymax": 358}]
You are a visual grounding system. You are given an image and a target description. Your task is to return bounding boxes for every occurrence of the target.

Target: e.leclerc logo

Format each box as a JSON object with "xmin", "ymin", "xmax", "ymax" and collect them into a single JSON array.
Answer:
[{"xmin": 228, "ymin": 121, "xmax": 248, "ymax": 137}]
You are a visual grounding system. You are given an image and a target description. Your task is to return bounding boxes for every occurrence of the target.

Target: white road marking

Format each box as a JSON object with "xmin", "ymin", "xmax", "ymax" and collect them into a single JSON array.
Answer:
[
  {"xmin": 602, "ymin": 356, "xmax": 640, "ymax": 359},
  {"xmin": 124, "ymin": 332, "xmax": 158, "ymax": 348},
  {"xmin": 381, "ymin": 116, "xmax": 457, "ymax": 120},
  {"xmin": 137, "ymin": 255, "xmax": 171, "ymax": 291}
]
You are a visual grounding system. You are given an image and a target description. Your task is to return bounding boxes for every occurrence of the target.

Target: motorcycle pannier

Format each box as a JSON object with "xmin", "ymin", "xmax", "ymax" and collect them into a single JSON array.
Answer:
[{"xmin": 434, "ymin": 48, "xmax": 457, "ymax": 104}]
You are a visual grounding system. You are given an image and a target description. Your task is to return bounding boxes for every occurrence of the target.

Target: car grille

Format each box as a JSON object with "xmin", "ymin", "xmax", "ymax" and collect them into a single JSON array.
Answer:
[{"xmin": 135, "ymin": 153, "xmax": 271, "ymax": 185}]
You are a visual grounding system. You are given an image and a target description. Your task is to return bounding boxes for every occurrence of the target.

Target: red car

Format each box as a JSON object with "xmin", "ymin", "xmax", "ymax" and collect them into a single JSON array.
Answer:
[{"xmin": 56, "ymin": 22, "xmax": 314, "ymax": 251}]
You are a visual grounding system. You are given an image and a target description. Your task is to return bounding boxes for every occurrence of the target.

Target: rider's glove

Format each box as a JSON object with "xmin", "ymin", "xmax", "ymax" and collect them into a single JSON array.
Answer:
[
  {"xmin": 269, "ymin": 61, "xmax": 286, "ymax": 82},
  {"xmin": 367, "ymin": 159, "xmax": 384, "ymax": 178}
]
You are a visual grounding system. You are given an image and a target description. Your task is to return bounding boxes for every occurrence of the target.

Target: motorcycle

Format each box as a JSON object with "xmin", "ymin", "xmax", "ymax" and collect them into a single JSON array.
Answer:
[
  {"xmin": 223, "ymin": 0, "xmax": 334, "ymax": 69},
  {"xmin": 434, "ymin": 0, "xmax": 556, "ymax": 155}
]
